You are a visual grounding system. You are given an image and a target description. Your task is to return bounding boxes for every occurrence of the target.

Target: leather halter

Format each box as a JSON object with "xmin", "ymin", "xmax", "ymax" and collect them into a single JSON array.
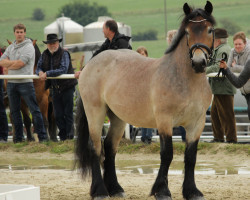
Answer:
[{"xmin": 186, "ymin": 19, "xmax": 214, "ymax": 63}]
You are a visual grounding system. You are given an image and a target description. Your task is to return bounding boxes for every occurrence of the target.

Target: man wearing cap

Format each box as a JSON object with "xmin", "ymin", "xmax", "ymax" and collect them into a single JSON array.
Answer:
[
  {"xmin": 0, "ymin": 23, "xmax": 48, "ymax": 143},
  {"xmin": 206, "ymin": 28, "xmax": 237, "ymax": 143},
  {"xmin": 36, "ymin": 33, "xmax": 78, "ymax": 141}
]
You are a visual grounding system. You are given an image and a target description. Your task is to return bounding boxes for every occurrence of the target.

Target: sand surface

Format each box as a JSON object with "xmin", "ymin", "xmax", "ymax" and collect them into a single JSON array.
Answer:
[{"xmin": 0, "ymin": 151, "xmax": 249, "ymax": 200}]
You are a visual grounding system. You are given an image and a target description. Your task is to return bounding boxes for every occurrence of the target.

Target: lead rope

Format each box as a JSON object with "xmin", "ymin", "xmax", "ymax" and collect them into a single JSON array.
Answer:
[{"xmin": 215, "ymin": 52, "xmax": 227, "ymax": 80}]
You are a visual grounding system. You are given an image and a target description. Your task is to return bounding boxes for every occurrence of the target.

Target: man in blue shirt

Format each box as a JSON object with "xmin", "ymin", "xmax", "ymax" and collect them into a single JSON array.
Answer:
[{"xmin": 36, "ymin": 34, "xmax": 77, "ymax": 141}]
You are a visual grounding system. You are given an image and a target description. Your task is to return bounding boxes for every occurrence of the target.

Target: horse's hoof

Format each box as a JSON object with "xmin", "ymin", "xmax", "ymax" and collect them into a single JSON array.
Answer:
[
  {"xmin": 111, "ymin": 192, "xmax": 125, "ymax": 198},
  {"xmin": 155, "ymin": 195, "xmax": 172, "ymax": 200},
  {"xmin": 93, "ymin": 195, "xmax": 109, "ymax": 200}
]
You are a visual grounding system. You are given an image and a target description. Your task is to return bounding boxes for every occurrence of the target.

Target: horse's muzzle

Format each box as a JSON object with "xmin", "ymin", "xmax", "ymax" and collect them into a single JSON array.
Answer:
[{"xmin": 191, "ymin": 57, "xmax": 207, "ymax": 73}]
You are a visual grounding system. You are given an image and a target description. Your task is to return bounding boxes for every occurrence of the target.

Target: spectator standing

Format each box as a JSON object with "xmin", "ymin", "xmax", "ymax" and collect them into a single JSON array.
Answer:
[
  {"xmin": 136, "ymin": 46, "xmax": 153, "ymax": 144},
  {"xmin": 228, "ymin": 31, "xmax": 250, "ymax": 119},
  {"xmin": 0, "ymin": 51, "xmax": 8, "ymax": 143},
  {"xmin": 36, "ymin": 34, "xmax": 78, "ymax": 141},
  {"xmin": 75, "ymin": 19, "xmax": 132, "ymax": 79},
  {"xmin": 0, "ymin": 23, "xmax": 48, "ymax": 143},
  {"xmin": 206, "ymin": 28, "xmax": 237, "ymax": 143},
  {"xmin": 166, "ymin": 30, "xmax": 177, "ymax": 46}
]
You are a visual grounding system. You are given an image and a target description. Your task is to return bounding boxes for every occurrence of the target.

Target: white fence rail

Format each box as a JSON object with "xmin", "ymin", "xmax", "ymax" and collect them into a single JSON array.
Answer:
[
  {"xmin": 0, "ymin": 74, "xmax": 76, "ymax": 79},
  {"xmin": 0, "ymin": 72, "xmax": 237, "ymax": 80}
]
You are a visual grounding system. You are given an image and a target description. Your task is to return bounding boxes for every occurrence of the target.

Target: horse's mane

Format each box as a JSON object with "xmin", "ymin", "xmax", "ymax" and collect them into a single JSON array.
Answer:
[
  {"xmin": 165, "ymin": 7, "xmax": 216, "ymax": 54},
  {"xmin": 27, "ymin": 37, "xmax": 41, "ymax": 66}
]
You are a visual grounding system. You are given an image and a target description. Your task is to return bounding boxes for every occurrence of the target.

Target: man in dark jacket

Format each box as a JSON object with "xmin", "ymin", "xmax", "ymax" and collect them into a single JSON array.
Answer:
[
  {"xmin": 75, "ymin": 19, "xmax": 132, "ymax": 78},
  {"xmin": 92, "ymin": 19, "xmax": 132, "ymax": 57},
  {"xmin": 36, "ymin": 34, "xmax": 78, "ymax": 141}
]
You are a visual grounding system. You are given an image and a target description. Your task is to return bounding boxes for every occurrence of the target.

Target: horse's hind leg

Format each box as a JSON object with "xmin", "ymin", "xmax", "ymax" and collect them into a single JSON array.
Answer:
[
  {"xmin": 103, "ymin": 114, "xmax": 126, "ymax": 197},
  {"xmin": 48, "ymin": 101, "xmax": 57, "ymax": 141},
  {"xmin": 86, "ymin": 109, "xmax": 110, "ymax": 199},
  {"xmin": 183, "ymin": 140, "xmax": 205, "ymax": 200},
  {"xmin": 151, "ymin": 133, "xmax": 173, "ymax": 200}
]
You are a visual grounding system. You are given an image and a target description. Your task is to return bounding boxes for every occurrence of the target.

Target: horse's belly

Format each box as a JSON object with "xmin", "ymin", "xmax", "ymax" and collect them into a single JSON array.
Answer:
[{"xmin": 106, "ymin": 98, "xmax": 157, "ymax": 128}]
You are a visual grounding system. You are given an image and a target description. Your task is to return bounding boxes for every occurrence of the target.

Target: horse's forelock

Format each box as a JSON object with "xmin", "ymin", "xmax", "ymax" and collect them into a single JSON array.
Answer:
[{"xmin": 165, "ymin": 7, "xmax": 215, "ymax": 55}]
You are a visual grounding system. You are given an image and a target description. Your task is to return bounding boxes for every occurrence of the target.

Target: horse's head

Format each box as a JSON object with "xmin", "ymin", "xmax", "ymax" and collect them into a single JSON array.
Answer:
[{"xmin": 183, "ymin": 1, "xmax": 215, "ymax": 73}]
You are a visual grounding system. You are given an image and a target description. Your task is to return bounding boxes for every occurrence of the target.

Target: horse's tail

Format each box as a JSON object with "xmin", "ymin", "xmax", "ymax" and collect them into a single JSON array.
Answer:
[{"xmin": 74, "ymin": 97, "xmax": 93, "ymax": 178}]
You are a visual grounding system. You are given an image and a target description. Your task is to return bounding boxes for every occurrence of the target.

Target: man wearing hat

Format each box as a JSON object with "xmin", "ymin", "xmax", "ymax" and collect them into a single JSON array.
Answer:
[
  {"xmin": 206, "ymin": 28, "xmax": 237, "ymax": 143},
  {"xmin": 36, "ymin": 33, "xmax": 78, "ymax": 141}
]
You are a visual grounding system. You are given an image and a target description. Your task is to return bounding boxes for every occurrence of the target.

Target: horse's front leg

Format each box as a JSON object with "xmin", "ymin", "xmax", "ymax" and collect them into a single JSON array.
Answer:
[
  {"xmin": 183, "ymin": 140, "xmax": 205, "ymax": 200},
  {"xmin": 151, "ymin": 134, "xmax": 173, "ymax": 200}
]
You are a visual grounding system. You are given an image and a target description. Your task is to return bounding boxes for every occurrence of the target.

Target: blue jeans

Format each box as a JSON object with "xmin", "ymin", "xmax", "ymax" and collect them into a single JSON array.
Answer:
[
  {"xmin": 0, "ymin": 80, "xmax": 8, "ymax": 141},
  {"xmin": 7, "ymin": 82, "xmax": 47, "ymax": 142},
  {"xmin": 141, "ymin": 128, "xmax": 153, "ymax": 141},
  {"xmin": 52, "ymin": 87, "xmax": 75, "ymax": 140},
  {"xmin": 173, "ymin": 126, "xmax": 186, "ymax": 142}
]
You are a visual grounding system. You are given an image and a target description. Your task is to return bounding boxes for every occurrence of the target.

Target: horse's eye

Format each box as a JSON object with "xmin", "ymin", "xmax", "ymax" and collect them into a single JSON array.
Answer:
[{"xmin": 208, "ymin": 28, "xmax": 214, "ymax": 34}]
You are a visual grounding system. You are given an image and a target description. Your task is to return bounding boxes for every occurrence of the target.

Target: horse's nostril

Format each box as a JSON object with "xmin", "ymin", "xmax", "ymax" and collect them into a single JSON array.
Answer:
[{"xmin": 203, "ymin": 59, "xmax": 207, "ymax": 67}]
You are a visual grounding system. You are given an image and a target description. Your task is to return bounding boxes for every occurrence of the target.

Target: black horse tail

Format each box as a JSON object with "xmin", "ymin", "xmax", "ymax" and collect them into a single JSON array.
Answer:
[{"xmin": 74, "ymin": 97, "xmax": 95, "ymax": 178}]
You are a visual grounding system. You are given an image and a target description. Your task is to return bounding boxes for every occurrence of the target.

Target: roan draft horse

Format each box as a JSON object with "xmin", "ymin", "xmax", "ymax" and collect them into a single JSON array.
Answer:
[{"xmin": 75, "ymin": 1, "xmax": 215, "ymax": 200}]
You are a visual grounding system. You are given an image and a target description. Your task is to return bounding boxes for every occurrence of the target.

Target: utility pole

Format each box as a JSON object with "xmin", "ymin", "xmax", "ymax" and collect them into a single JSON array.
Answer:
[{"xmin": 164, "ymin": 0, "xmax": 167, "ymax": 37}]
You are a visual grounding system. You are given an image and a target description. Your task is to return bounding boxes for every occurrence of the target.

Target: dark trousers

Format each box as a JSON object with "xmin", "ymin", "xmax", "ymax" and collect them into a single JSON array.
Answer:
[
  {"xmin": 7, "ymin": 82, "xmax": 47, "ymax": 142},
  {"xmin": 0, "ymin": 80, "xmax": 8, "ymax": 141},
  {"xmin": 211, "ymin": 95, "xmax": 237, "ymax": 142},
  {"xmin": 52, "ymin": 87, "xmax": 75, "ymax": 140},
  {"xmin": 243, "ymin": 94, "xmax": 250, "ymax": 120}
]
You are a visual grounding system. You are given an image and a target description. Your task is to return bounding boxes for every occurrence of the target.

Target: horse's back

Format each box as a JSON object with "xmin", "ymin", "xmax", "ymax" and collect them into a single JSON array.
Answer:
[{"xmin": 78, "ymin": 49, "xmax": 159, "ymax": 126}]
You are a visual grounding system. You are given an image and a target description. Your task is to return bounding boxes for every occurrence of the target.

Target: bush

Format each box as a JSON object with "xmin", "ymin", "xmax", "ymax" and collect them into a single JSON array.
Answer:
[
  {"xmin": 219, "ymin": 18, "xmax": 241, "ymax": 35},
  {"xmin": 133, "ymin": 29, "xmax": 158, "ymax": 41},
  {"xmin": 32, "ymin": 8, "xmax": 45, "ymax": 21},
  {"xmin": 57, "ymin": 2, "xmax": 111, "ymax": 26}
]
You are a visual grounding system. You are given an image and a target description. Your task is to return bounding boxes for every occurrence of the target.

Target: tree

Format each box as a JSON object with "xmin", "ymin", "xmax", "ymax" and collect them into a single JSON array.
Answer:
[
  {"xmin": 32, "ymin": 8, "xmax": 45, "ymax": 21},
  {"xmin": 57, "ymin": 2, "xmax": 111, "ymax": 26}
]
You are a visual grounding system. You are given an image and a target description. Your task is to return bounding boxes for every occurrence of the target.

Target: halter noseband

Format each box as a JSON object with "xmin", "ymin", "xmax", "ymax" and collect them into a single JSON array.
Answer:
[{"xmin": 187, "ymin": 19, "xmax": 214, "ymax": 63}]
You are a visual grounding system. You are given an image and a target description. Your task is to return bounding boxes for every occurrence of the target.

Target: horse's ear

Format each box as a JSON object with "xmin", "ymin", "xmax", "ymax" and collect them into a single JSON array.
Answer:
[
  {"xmin": 183, "ymin": 3, "xmax": 192, "ymax": 15},
  {"xmin": 7, "ymin": 39, "xmax": 12, "ymax": 45},
  {"xmin": 32, "ymin": 40, "xmax": 37, "ymax": 47},
  {"xmin": 204, "ymin": 1, "xmax": 213, "ymax": 15}
]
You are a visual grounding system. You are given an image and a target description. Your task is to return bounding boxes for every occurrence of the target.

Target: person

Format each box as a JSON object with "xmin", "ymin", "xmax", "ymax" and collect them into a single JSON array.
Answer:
[
  {"xmin": 36, "ymin": 33, "xmax": 78, "ymax": 141},
  {"xmin": 206, "ymin": 28, "xmax": 237, "ymax": 143},
  {"xmin": 0, "ymin": 23, "xmax": 48, "ymax": 143},
  {"xmin": 136, "ymin": 46, "xmax": 153, "ymax": 144},
  {"xmin": 166, "ymin": 29, "xmax": 177, "ymax": 46},
  {"xmin": 166, "ymin": 29, "xmax": 186, "ymax": 142},
  {"xmin": 0, "ymin": 51, "xmax": 9, "ymax": 143},
  {"xmin": 220, "ymin": 58, "xmax": 250, "ymax": 93},
  {"xmin": 75, "ymin": 19, "xmax": 132, "ymax": 79},
  {"xmin": 136, "ymin": 46, "xmax": 148, "ymax": 57},
  {"xmin": 227, "ymin": 31, "xmax": 250, "ymax": 119}
]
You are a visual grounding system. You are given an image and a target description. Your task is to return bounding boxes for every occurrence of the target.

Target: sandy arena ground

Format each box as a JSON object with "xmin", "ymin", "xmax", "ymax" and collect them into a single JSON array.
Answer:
[{"xmin": 0, "ymin": 151, "xmax": 249, "ymax": 200}]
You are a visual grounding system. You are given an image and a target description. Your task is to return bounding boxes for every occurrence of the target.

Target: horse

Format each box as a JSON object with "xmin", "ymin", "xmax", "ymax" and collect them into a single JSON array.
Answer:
[
  {"xmin": 75, "ymin": 1, "xmax": 215, "ymax": 200},
  {"xmin": 4, "ymin": 39, "xmax": 57, "ymax": 141}
]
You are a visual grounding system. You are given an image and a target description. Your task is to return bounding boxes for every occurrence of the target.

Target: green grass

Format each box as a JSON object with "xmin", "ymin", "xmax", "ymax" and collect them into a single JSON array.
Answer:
[
  {"xmin": 0, "ymin": 0, "xmax": 250, "ymax": 58},
  {"xmin": 0, "ymin": 139, "xmax": 249, "ymax": 156}
]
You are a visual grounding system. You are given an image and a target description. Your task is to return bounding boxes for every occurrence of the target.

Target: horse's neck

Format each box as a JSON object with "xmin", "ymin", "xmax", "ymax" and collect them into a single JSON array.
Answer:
[
  {"xmin": 173, "ymin": 37, "xmax": 191, "ymax": 69},
  {"xmin": 33, "ymin": 64, "xmax": 37, "ymax": 74}
]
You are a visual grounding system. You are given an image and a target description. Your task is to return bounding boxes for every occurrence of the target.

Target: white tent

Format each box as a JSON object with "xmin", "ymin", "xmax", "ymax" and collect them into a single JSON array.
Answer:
[{"xmin": 44, "ymin": 16, "xmax": 84, "ymax": 46}]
